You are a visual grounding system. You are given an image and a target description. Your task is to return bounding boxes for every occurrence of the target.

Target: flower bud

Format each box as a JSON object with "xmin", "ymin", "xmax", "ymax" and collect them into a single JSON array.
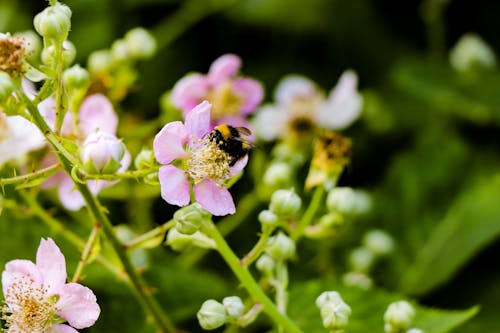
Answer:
[
  {"xmin": 197, "ymin": 299, "xmax": 227, "ymax": 330},
  {"xmin": 316, "ymin": 291, "xmax": 351, "ymax": 332},
  {"xmin": 269, "ymin": 189, "xmax": 302, "ymax": 217},
  {"xmin": 258, "ymin": 210, "xmax": 279, "ymax": 231},
  {"xmin": 173, "ymin": 203, "xmax": 209, "ymax": 235},
  {"xmin": 166, "ymin": 229, "xmax": 216, "ymax": 252},
  {"xmin": 111, "ymin": 39, "xmax": 129, "ymax": 62},
  {"xmin": 88, "ymin": 50, "xmax": 113, "ymax": 73},
  {"xmin": 81, "ymin": 130, "xmax": 125, "ymax": 174},
  {"xmin": 33, "ymin": 2, "xmax": 72, "ymax": 41},
  {"xmin": 327, "ymin": 187, "xmax": 372, "ymax": 215},
  {"xmin": 222, "ymin": 296, "xmax": 244, "ymax": 320},
  {"xmin": 348, "ymin": 247, "xmax": 375, "ymax": 273},
  {"xmin": 41, "ymin": 40, "xmax": 76, "ymax": 67},
  {"xmin": 342, "ymin": 271, "xmax": 373, "ymax": 290},
  {"xmin": 124, "ymin": 27, "xmax": 157, "ymax": 60},
  {"xmin": 450, "ymin": 33, "xmax": 496, "ymax": 73},
  {"xmin": 407, "ymin": 329, "xmax": 425, "ymax": 333},
  {"xmin": 265, "ymin": 232, "xmax": 295, "ymax": 261},
  {"xmin": 363, "ymin": 229, "xmax": 395, "ymax": 257},
  {"xmin": 0, "ymin": 72, "xmax": 13, "ymax": 102},
  {"xmin": 256, "ymin": 254, "xmax": 275, "ymax": 275},
  {"xmin": 384, "ymin": 301, "xmax": 415, "ymax": 333},
  {"xmin": 14, "ymin": 31, "xmax": 42, "ymax": 63},
  {"xmin": 63, "ymin": 64, "xmax": 89, "ymax": 92},
  {"xmin": 134, "ymin": 148, "xmax": 155, "ymax": 169},
  {"xmin": 263, "ymin": 161, "xmax": 293, "ymax": 188}
]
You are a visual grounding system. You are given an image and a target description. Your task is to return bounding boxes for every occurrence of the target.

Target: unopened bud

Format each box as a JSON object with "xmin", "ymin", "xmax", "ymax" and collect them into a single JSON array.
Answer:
[
  {"xmin": 327, "ymin": 187, "xmax": 371, "ymax": 215},
  {"xmin": 88, "ymin": 50, "xmax": 113, "ymax": 73},
  {"xmin": 222, "ymin": 296, "xmax": 244, "ymax": 320},
  {"xmin": 14, "ymin": 31, "xmax": 42, "ymax": 63},
  {"xmin": 384, "ymin": 301, "xmax": 415, "ymax": 333},
  {"xmin": 111, "ymin": 39, "xmax": 129, "ymax": 62},
  {"xmin": 81, "ymin": 130, "xmax": 125, "ymax": 174},
  {"xmin": 124, "ymin": 27, "xmax": 157, "ymax": 60},
  {"xmin": 134, "ymin": 148, "xmax": 155, "ymax": 169},
  {"xmin": 173, "ymin": 203, "xmax": 209, "ymax": 235},
  {"xmin": 450, "ymin": 33, "xmax": 496, "ymax": 73},
  {"xmin": 256, "ymin": 254, "xmax": 275, "ymax": 275},
  {"xmin": 363, "ymin": 230, "xmax": 394, "ymax": 257},
  {"xmin": 63, "ymin": 64, "xmax": 89, "ymax": 92},
  {"xmin": 258, "ymin": 210, "xmax": 279, "ymax": 231},
  {"xmin": 33, "ymin": 2, "xmax": 72, "ymax": 41},
  {"xmin": 0, "ymin": 72, "xmax": 13, "ymax": 102},
  {"xmin": 265, "ymin": 232, "xmax": 295, "ymax": 261},
  {"xmin": 407, "ymin": 329, "xmax": 425, "ymax": 333},
  {"xmin": 316, "ymin": 291, "xmax": 351, "ymax": 332},
  {"xmin": 348, "ymin": 247, "xmax": 375, "ymax": 273},
  {"xmin": 166, "ymin": 229, "xmax": 216, "ymax": 252},
  {"xmin": 41, "ymin": 40, "xmax": 76, "ymax": 67},
  {"xmin": 263, "ymin": 161, "xmax": 293, "ymax": 188},
  {"xmin": 197, "ymin": 299, "xmax": 227, "ymax": 330},
  {"xmin": 269, "ymin": 189, "xmax": 302, "ymax": 217},
  {"xmin": 342, "ymin": 271, "xmax": 373, "ymax": 290}
]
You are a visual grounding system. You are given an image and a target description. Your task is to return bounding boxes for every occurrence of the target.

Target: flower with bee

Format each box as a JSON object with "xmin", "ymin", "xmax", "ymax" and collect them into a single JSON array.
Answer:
[{"xmin": 154, "ymin": 100, "xmax": 251, "ymax": 216}]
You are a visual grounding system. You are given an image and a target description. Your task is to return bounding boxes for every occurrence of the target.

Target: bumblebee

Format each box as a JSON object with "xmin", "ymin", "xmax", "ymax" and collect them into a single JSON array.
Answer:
[{"xmin": 209, "ymin": 124, "xmax": 252, "ymax": 166}]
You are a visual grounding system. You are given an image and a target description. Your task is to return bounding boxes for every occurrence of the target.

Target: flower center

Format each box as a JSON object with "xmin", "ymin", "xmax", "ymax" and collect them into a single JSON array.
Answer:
[
  {"xmin": 186, "ymin": 139, "xmax": 231, "ymax": 185},
  {"xmin": 286, "ymin": 95, "xmax": 323, "ymax": 135},
  {"xmin": 2, "ymin": 278, "xmax": 58, "ymax": 332},
  {"xmin": 207, "ymin": 81, "xmax": 244, "ymax": 120},
  {"xmin": 0, "ymin": 35, "xmax": 26, "ymax": 77}
]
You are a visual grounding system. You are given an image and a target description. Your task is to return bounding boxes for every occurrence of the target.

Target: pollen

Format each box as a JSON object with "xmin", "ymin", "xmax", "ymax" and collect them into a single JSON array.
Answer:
[
  {"xmin": 0, "ymin": 35, "xmax": 26, "ymax": 77},
  {"xmin": 208, "ymin": 81, "xmax": 244, "ymax": 120},
  {"xmin": 313, "ymin": 131, "xmax": 352, "ymax": 170},
  {"xmin": 187, "ymin": 139, "xmax": 231, "ymax": 184},
  {"xmin": 2, "ymin": 278, "xmax": 58, "ymax": 333}
]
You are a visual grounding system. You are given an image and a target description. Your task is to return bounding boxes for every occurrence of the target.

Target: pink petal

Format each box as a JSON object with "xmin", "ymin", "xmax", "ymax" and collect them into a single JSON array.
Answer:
[
  {"xmin": 2, "ymin": 260, "xmax": 42, "ymax": 297},
  {"xmin": 38, "ymin": 97, "xmax": 57, "ymax": 130},
  {"xmin": 78, "ymin": 94, "xmax": 118, "ymax": 137},
  {"xmin": 158, "ymin": 165, "xmax": 190, "ymax": 207},
  {"xmin": 36, "ymin": 238, "xmax": 67, "ymax": 295},
  {"xmin": 275, "ymin": 75, "xmax": 317, "ymax": 106},
  {"xmin": 153, "ymin": 121, "xmax": 188, "ymax": 165},
  {"xmin": 58, "ymin": 177, "xmax": 86, "ymax": 211},
  {"xmin": 230, "ymin": 154, "xmax": 248, "ymax": 175},
  {"xmin": 194, "ymin": 179, "xmax": 235, "ymax": 216},
  {"xmin": 184, "ymin": 101, "xmax": 211, "ymax": 141},
  {"xmin": 171, "ymin": 74, "xmax": 209, "ymax": 112},
  {"xmin": 232, "ymin": 78, "xmax": 263, "ymax": 114},
  {"xmin": 51, "ymin": 324, "xmax": 79, "ymax": 333},
  {"xmin": 208, "ymin": 54, "xmax": 241, "ymax": 85},
  {"xmin": 56, "ymin": 283, "xmax": 100, "ymax": 329},
  {"xmin": 252, "ymin": 105, "xmax": 288, "ymax": 141}
]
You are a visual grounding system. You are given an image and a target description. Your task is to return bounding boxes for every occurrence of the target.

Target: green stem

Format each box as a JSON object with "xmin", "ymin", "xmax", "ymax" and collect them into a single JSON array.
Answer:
[
  {"xmin": 0, "ymin": 163, "xmax": 60, "ymax": 186},
  {"xmin": 82, "ymin": 166, "xmax": 159, "ymax": 181},
  {"xmin": 54, "ymin": 41, "xmax": 66, "ymax": 134},
  {"xmin": 21, "ymin": 92, "xmax": 177, "ymax": 333},
  {"xmin": 125, "ymin": 220, "xmax": 175, "ymax": 251},
  {"xmin": 72, "ymin": 223, "xmax": 101, "ymax": 283},
  {"xmin": 292, "ymin": 186, "xmax": 325, "ymax": 241},
  {"xmin": 240, "ymin": 231, "xmax": 271, "ymax": 268},
  {"xmin": 202, "ymin": 220, "xmax": 303, "ymax": 333}
]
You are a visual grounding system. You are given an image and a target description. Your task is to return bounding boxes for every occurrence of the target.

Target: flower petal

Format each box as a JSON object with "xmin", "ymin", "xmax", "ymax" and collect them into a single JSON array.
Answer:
[
  {"xmin": 184, "ymin": 100, "xmax": 211, "ymax": 141},
  {"xmin": 0, "ymin": 116, "xmax": 46, "ymax": 165},
  {"xmin": 208, "ymin": 54, "xmax": 241, "ymax": 85},
  {"xmin": 252, "ymin": 105, "xmax": 288, "ymax": 141},
  {"xmin": 275, "ymin": 75, "xmax": 317, "ymax": 106},
  {"xmin": 36, "ymin": 238, "xmax": 67, "ymax": 294},
  {"xmin": 230, "ymin": 154, "xmax": 248, "ymax": 175},
  {"xmin": 194, "ymin": 179, "xmax": 235, "ymax": 216},
  {"xmin": 51, "ymin": 324, "xmax": 79, "ymax": 333},
  {"xmin": 78, "ymin": 94, "xmax": 118, "ymax": 137},
  {"xmin": 171, "ymin": 74, "xmax": 209, "ymax": 112},
  {"xmin": 2, "ymin": 260, "xmax": 42, "ymax": 297},
  {"xmin": 58, "ymin": 177, "xmax": 86, "ymax": 211},
  {"xmin": 56, "ymin": 283, "xmax": 100, "ymax": 329},
  {"xmin": 153, "ymin": 121, "xmax": 188, "ymax": 165},
  {"xmin": 232, "ymin": 78, "xmax": 263, "ymax": 114},
  {"xmin": 317, "ymin": 70, "xmax": 363, "ymax": 130},
  {"xmin": 158, "ymin": 165, "xmax": 190, "ymax": 207}
]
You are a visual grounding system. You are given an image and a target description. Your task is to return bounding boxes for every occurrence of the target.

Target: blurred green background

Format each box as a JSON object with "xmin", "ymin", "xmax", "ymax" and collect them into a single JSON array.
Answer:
[{"xmin": 1, "ymin": 0, "xmax": 500, "ymax": 332}]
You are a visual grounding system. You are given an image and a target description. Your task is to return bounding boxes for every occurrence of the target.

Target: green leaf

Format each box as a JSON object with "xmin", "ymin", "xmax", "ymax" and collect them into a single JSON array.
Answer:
[
  {"xmin": 399, "ymin": 175, "xmax": 500, "ymax": 295},
  {"xmin": 288, "ymin": 279, "xmax": 478, "ymax": 333}
]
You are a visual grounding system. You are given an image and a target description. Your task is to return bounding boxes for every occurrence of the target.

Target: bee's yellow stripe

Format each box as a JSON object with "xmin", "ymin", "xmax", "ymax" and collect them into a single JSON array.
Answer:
[{"xmin": 215, "ymin": 124, "xmax": 231, "ymax": 140}]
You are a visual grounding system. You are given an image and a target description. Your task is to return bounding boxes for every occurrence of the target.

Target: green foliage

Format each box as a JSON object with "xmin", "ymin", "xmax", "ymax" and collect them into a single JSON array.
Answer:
[{"xmin": 288, "ymin": 279, "xmax": 477, "ymax": 333}]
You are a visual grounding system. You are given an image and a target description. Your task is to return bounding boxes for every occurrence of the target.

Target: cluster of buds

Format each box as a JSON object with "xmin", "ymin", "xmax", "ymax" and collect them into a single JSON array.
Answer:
[
  {"xmin": 316, "ymin": 291, "xmax": 352, "ymax": 332},
  {"xmin": 449, "ymin": 33, "xmax": 496, "ymax": 74},
  {"xmin": 197, "ymin": 296, "xmax": 246, "ymax": 330},
  {"xmin": 384, "ymin": 301, "xmax": 423, "ymax": 333}
]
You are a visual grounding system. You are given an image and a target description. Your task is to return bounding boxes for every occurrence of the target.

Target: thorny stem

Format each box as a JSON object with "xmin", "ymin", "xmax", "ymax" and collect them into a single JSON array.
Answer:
[
  {"xmin": 82, "ymin": 166, "xmax": 160, "ymax": 181},
  {"xmin": 292, "ymin": 186, "xmax": 325, "ymax": 241},
  {"xmin": 53, "ymin": 41, "xmax": 65, "ymax": 134},
  {"xmin": 0, "ymin": 163, "xmax": 60, "ymax": 186},
  {"xmin": 201, "ymin": 219, "xmax": 304, "ymax": 333},
  {"xmin": 240, "ymin": 231, "xmax": 271, "ymax": 267},
  {"xmin": 20, "ymin": 92, "xmax": 177, "ymax": 333},
  {"xmin": 72, "ymin": 223, "xmax": 101, "ymax": 283}
]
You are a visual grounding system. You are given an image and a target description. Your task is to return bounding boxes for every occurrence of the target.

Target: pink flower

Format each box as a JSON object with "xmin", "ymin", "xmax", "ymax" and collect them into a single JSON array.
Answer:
[
  {"xmin": 171, "ymin": 54, "xmax": 263, "ymax": 127},
  {"xmin": 1, "ymin": 238, "xmax": 100, "ymax": 333},
  {"xmin": 253, "ymin": 70, "xmax": 363, "ymax": 141},
  {"xmin": 154, "ymin": 101, "xmax": 246, "ymax": 216},
  {"xmin": 40, "ymin": 94, "xmax": 130, "ymax": 211}
]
